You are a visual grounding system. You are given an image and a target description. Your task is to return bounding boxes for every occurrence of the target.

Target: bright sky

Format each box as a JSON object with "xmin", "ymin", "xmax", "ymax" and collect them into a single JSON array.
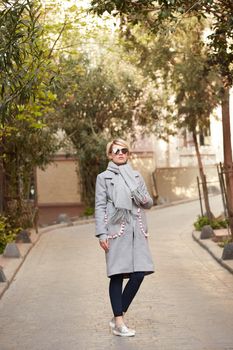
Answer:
[{"xmin": 41, "ymin": 0, "xmax": 119, "ymax": 32}]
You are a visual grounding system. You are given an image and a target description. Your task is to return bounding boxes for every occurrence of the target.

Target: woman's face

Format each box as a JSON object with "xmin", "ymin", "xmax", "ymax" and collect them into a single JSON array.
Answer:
[{"xmin": 109, "ymin": 144, "xmax": 129, "ymax": 165}]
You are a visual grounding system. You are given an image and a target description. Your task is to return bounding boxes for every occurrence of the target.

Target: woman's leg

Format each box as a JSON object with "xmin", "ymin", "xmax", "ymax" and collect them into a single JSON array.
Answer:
[
  {"xmin": 109, "ymin": 274, "xmax": 124, "ymax": 324},
  {"xmin": 122, "ymin": 272, "xmax": 145, "ymax": 313}
]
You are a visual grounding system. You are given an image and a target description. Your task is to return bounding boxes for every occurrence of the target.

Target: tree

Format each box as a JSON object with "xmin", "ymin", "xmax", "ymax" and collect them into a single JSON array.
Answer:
[
  {"xmin": 53, "ymin": 53, "xmax": 158, "ymax": 206},
  {"xmin": 90, "ymin": 0, "xmax": 233, "ymax": 237},
  {"xmin": 111, "ymin": 16, "xmax": 220, "ymax": 218},
  {"xmin": 170, "ymin": 20, "xmax": 220, "ymax": 220},
  {"xmin": 0, "ymin": 0, "xmax": 59, "ymax": 227},
  {"xmin": 39, "ymin": 3, "xmax": 162, "ymax": 207}
]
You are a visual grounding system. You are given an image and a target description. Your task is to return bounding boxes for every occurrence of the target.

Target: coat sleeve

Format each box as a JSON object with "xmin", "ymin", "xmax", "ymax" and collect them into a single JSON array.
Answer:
[
  {"xmin": 137, "ymin": 173, "xmax": 153, "ymax": 209},
  {"xmin": 95, "ymin": 174, "xmax": 108, "ymax": 237}
]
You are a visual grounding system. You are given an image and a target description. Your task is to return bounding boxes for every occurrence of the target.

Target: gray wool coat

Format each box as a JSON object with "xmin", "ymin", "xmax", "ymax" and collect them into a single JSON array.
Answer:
[{"xmin": 95, "ymin": 168, "xmax": 155, "ymax": 278}]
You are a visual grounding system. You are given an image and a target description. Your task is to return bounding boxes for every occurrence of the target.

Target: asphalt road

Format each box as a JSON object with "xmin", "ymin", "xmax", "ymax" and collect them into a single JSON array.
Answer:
[{"xmin": 0, "ymin": 195, "xmax": 233, "ymax": 350}]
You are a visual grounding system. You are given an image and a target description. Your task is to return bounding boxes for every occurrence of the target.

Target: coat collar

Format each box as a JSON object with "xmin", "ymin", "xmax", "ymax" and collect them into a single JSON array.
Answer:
[{"xmin": 102, "ymin": 169, "xmax": 139, "ymax": 179}]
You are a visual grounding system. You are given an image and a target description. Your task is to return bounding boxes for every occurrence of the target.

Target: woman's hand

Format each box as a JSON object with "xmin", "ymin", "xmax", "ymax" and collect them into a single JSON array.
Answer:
[{"xmin": 99, "ymin": 239, "xmax": 109, "ymax": 252}]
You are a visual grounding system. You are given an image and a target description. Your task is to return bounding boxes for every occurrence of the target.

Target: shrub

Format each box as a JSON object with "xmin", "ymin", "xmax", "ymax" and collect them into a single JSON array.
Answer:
[
  {"xmin": 218, "ymin": 237, "xmax": 232, "ymax": 248},
  {"xmin": 83, "ymin": 207, "xmax": 94, "ymax": 217},
  {"xmin": 0, "ymin": 216, "xmax": 21, "ymax": 254},
  {"xmin": 194, "ymin": 215, "xmax": 228, "ymax": 231}
]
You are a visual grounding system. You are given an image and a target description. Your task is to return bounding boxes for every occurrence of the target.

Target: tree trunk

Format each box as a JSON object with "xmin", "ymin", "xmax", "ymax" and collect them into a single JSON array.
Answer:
[
  {"xmin": 0, "ymin": 142, "xmax": 6, "ymax": 215},
  {"xmin": 221, "ymin": 86, "xmax": 233, "ymax": 239},
  {"xmin": 0, "ymin": 161, "xmax": 3, "ymax": 214},
  {"xmin": 192, "ymin": 130, "xmax": 213, "ymax": 220}
]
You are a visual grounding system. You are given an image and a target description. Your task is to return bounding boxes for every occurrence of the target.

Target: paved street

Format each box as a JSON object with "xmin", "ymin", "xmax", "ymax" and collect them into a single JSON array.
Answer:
[{"xmin": 0, "ymin": 196, "xmax": 233, "ymax": 350}]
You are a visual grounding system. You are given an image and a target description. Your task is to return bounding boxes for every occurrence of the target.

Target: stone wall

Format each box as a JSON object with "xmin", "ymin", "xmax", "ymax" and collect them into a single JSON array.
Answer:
[
  {"xmin": 36, "ymin": 152, "xmax": 156, "ymax": 225},
  {"xmin": 36, "ymin": 153, "xmax": 220, "ymax": 224},
  {"xmin": 36, "ymin": 156, "xmax": 83, "ymax": 225},
  {"xmin": 154, "ymin": 165, "xmax": 220, "ymax": 203},
  {"xmin": 130, "ymin": 151, "xmax": 156, "ymax": 198}
]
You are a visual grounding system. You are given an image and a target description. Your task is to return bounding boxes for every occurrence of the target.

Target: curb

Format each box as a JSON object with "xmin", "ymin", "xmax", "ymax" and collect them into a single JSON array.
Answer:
[
  {"xmin": 152, "ymin": 197, "xmax": 199, "ymax": 211},
  {"xmin": 192, "ymin": 230, "xmax": 233, "ymax": 275},
  {"xmin": 152, "ymin": 193, "xmax": 221, "ymax": 211},
  {"xmin": 0, "ymin": 232, "xmax": 42, "ymax": 300},
  {"xmin": 0, "ymin": 219, "xmax": 95, "ymax": 300}
]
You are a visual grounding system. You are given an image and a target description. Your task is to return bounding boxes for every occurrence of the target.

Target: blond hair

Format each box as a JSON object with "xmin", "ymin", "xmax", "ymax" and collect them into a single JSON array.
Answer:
[{"xmin": 106, "ymin": 138, "xmax": 130, "ymax": 159}]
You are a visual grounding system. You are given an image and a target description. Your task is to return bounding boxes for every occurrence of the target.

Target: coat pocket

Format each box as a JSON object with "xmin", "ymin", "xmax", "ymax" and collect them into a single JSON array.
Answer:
[
  {"xmin": 107, "ymin": 220, "xmax": 126, "ymax": 240},
  {"xmin": 137, "ymin": 208, "xmax": 149, "ymax": 237}
]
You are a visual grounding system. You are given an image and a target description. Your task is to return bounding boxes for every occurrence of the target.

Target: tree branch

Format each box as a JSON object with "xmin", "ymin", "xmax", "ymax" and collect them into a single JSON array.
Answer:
[{"xmin": 47, "ymin": 20, "xmax": 67, "ymax": 59}]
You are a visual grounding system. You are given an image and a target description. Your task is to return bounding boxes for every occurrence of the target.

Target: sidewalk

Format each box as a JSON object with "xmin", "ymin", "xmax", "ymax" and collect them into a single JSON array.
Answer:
[
  {"xmin": 1, "ymin": 195, "xmax": 232, "ymax": 300},
  {"xmin": 192, "ymin": 230, "xmax": 233, "ymax": 275},
  {"xmin": 0, "ymin": 217, "xmax": 95, "ymax": 299},
  {"xmin": 1, "ymin": 198, "xmax": 197, "ymax": 300},
  {"xmin": 0, "ymin": 198, "xmax": 233, "ymax": 350},
  {"xmin": 159, "ymin": 195, "xmax": 233, "ymax": 277}
]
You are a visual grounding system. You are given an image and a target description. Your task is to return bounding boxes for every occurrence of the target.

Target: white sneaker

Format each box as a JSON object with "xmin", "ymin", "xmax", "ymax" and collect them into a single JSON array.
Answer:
[
  {"xmin": 113, "ymin": 324, "xmax": 136, "ymax": 337},
  {"xmin": 109, "ymin": 318, "xmax": 115, "ymax": 329}
]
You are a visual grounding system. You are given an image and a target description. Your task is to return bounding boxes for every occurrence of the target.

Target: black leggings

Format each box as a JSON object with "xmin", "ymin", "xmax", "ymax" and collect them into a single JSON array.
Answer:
[{"xmin": 109, "ymin": 272, "xmax": 145, "ymax": 317}]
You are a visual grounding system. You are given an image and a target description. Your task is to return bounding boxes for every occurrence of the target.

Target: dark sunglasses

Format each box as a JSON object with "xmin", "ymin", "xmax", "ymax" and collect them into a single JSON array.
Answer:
[{"xmin": 112, "ymin": 147, "xmax": 129, "ymax": 155}]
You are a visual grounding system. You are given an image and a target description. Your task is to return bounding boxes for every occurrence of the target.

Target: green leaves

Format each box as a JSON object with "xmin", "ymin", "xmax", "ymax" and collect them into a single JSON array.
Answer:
[
  {"xmin": 52, "ymin": 20, "xmax": 158, "ymax": 204},
  {"xmin": 0, "ymin": 0, "xmax": 49, "ymax": 118},
  {"xmin": 0, "ymin": 0, "xmax": 60, "ymax": 224},
  {"xmin": 90, "ymin": 0, "xmax": 233, "ymax": 86},
  {"xmin": 0, "ymin": 215, "xmax": 21, "ymax": 254}
]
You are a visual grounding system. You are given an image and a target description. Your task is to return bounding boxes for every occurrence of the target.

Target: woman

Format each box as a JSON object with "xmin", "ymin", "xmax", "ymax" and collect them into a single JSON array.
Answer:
[{"xmin": 95, "ymin": 139, "xmax": 154, "ymax": 337}]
